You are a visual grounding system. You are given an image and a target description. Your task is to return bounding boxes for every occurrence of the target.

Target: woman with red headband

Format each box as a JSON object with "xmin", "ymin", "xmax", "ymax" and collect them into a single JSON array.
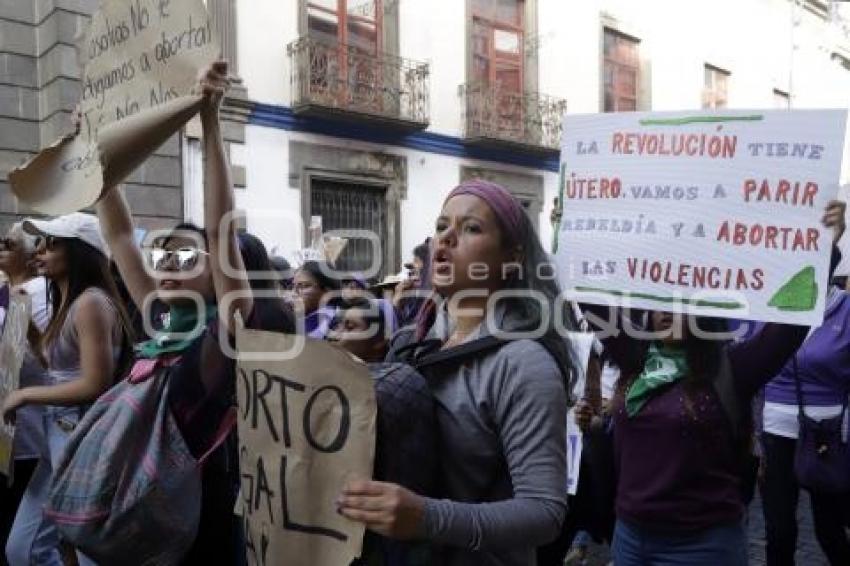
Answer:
[{"xmin": 338, "ymin": 180, "xmax": 574, "ymax": 566}]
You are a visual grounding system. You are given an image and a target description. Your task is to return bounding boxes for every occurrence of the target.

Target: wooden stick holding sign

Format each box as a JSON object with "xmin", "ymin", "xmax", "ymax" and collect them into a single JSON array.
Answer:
[
  {"xmin": 0, "ymin": 293, "xmax": 33, "ymax": 480},
  {"xmin": 9, "ymin": 0, "xmax": 219, "ymax": 215},
  {"xmin": 234, "ymin": 315, "xmax": 376, "ymax": 566}
]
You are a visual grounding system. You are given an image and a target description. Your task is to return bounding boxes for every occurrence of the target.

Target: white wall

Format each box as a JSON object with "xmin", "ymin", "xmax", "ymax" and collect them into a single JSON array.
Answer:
[
  {"xmin": 239, "ymin": 123, "xmax": 562, "ymax": 265},
  {"xmin": 237, "ymin": 0, "xmax": 298, "ymax": 106},
  {"xmin": 238, "ymin": 125, "xmax": 301, "ymax": 257},
  {"xmin": 539, "ymin": 0, "xmax": 849, "ymax": 112},
  {"xmin": 400, "ymin": 0, "xmax": 467, "ymax": 135}
]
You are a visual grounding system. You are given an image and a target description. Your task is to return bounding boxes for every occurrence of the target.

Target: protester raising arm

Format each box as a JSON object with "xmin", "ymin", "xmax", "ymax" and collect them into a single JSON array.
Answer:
[
  {"xmin": 198, "ymin": 61, "xmax": 253, "ymax": 331},
  {"xmin": 585, "ymin": 200, "xmax": 846, "ymax": 395},
  {"xmin": 576, "ymin": 201, "xmax": 847, "ymax": 566},
  {"xmin": 94, "ymin": 62, "xmax": 253, "ymax": 330},
  {"xmin": 95, "ymin": 189, "xmax": 156, "ymax": 311},
  {"xmin": 729, "ymin": 199, "xmax": 846, "ymax": 399}
]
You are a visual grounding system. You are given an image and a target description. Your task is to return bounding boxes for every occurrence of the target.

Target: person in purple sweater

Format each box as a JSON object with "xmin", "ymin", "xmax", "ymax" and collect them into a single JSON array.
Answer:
[
  {"xmin": 591, "ymin": 201, "xmax": 846, "ymax": 566},
  {"xmin": 759, "ymin": 278, "xmax": 850, "ymax": 565}
]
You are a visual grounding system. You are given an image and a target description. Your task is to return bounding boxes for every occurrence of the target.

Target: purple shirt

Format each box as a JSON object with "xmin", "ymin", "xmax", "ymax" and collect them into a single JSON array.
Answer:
[
  {"xmin": 764, "ymin": 290, "xmax": 850, "ymax": 407},
  {"xmin": 304, "ymin": 305, "xmax": 336, "ymax": 339},
  {"xmin": 612, "ymin": 322, "xmax": 807, "ymax": 531}
]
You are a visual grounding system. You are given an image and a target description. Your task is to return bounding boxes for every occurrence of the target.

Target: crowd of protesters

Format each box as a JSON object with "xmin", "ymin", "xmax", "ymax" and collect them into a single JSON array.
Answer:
[{"xmin": 0, "ymin": 60, "xmax": 848, "ymax": 566}]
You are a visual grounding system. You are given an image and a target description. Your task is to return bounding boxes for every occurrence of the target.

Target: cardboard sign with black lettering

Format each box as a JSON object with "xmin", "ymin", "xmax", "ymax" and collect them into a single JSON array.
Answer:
[
  {"xmin": 0, "ymin": 293, "xmax": 33, "ymax": 479},
  {"xmin": 9, "ymin": 0, "xmax": 218, "ymax": 215},
  {"xmin": 234, "ymin": 322, "xmax": 376, "ymax": 566}
]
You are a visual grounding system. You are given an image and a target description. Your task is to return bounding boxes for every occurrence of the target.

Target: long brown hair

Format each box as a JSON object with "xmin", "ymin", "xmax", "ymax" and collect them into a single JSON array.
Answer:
[{"xmin": 42, "ymin": 238, "xmax": 134, "ymax": 379}]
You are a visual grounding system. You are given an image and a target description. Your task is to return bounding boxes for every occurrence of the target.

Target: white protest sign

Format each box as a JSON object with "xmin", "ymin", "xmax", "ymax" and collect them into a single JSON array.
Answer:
[
  {"xmin": 235, "ymin": 325, "xmax": 376, "ymax": 566},
  {"xmin": 565, "ymin": 332, "xmax": 593, "ymax": 496},
  {"xmin": 0, "ymin": 293, "xmax": 33, "ymax": 479},
  {"xmin": 9, "ymin": 0, "xmax": 218, "ymax": 215},
  {"xmin": 554, "ymin": 110, "xmax": 847, "ymax": 325}
]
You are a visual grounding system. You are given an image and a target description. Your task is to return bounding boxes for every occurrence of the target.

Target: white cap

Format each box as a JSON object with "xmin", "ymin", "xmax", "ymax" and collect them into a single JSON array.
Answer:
[
  {"xmin": 373, "ymin": 270, "xmax": 406, "ymax": 288},
  {"xmin": 23, "ymin": 213, "xmax": 109, "ymax": 257}
]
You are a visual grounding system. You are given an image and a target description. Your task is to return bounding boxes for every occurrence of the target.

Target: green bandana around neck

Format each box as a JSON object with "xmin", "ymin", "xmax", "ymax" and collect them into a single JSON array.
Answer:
[
  {"xmin": 625, "ymin": 343, "xmax": 689, "ymax": 417},
  {"xmin": 135, "ymin": 303, "xmax": 218, "ymax": 359}
]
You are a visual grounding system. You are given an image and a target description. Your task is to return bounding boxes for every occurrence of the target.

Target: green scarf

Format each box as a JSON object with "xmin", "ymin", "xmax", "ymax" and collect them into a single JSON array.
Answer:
[
  {"xmin": 135, "ymin": 304, "xmax": 218, "ymax": 359},
  {"xmin": 625, "ymin": 343, "xmax": 689, "ymax": 417}
]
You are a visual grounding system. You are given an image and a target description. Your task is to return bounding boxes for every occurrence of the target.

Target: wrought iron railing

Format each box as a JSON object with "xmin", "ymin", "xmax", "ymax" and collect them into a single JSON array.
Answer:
[
  {"xmin": 460, "ymin": 83, "xmax": 566, "ymax": 151},
  {"xmin": 288, "ymin": 37, "xmax": 430, "ymax": 128}
]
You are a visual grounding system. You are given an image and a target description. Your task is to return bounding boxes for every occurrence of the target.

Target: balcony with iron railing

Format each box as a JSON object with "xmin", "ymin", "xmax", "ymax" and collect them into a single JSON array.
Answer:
[
  {"xmin": 287, "ymin": 37, "xmax": 430, "ymax": 129},
  {"xmin": 459, "ymin": 83, "xmax": 566, "ymax": 154}
]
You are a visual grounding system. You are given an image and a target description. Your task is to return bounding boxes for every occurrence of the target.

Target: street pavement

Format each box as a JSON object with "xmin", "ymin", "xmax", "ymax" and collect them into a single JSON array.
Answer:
[{"xmin": 579, "ymin": 491, "xmax": 830, "ymax": 565}]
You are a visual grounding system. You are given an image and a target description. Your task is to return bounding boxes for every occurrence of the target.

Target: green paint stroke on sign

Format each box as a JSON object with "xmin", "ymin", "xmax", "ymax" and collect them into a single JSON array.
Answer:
[
  {"xmin": 639, "ymin": 115, "xmax": 764, "ymax": 126},
  {"xmin": 768, "ymin": 266, "xmax": 818, "ymax": 312},
  {"xmin": 574, "ymin": 286, "xmax": 745, "ymax": 310}
]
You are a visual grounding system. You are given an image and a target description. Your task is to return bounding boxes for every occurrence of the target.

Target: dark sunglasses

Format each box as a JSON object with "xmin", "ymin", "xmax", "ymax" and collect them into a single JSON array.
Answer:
[{"xmin": 149, "ymin": 247, "xmax": 209, "ymax": 271}]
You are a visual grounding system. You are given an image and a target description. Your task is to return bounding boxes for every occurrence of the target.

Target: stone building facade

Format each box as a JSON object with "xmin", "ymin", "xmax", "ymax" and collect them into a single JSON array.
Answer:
[{"xmin": 0, "ymin": 0, "xmax": 245, "ymax": 233}]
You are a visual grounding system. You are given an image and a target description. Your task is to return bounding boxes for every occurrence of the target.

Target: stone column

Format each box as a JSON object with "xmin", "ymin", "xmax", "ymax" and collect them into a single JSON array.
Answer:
[
  {"xmin": 205, "ymin": 0, "xmax": 248, "ymax": 188},
  {"xmin": 208, "ymin": 0, "xmax": 241, "ymax": 78}
]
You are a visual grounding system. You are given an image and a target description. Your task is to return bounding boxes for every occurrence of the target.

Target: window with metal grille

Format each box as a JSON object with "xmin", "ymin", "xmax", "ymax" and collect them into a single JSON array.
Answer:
[
  {"xmin": 603, "ymin": 28, "xmax": 639, "ymax": 112},
  {"xmin": 310, "ymin": 178, "xmax": 389, "ymax": 277}
]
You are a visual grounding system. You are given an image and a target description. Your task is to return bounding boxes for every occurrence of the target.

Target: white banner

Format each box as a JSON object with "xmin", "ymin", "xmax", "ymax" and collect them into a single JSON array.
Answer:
[{"xmin": 555, "ymin": 110, "xmax": 847, "ymax": 325}]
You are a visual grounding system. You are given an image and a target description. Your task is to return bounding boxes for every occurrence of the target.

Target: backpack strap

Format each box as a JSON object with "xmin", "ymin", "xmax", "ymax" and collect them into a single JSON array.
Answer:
[
  {"xmin": 127, "ymin": 355, "xmax": 182, "ymax": 384},
  {"xmin": 394, "ymin": 332, "xmax": 573, "ymax": 394},
  {"xmin": 391, "ymin": 336, "xmax": 442, "ymax": 366},
  {"xmin": 414, "ymin": 335, "xmax": 506, "ymax": 372},
  {"xmin": 198, "ymin": 406, "xmax": 238, "ymax": 466}
]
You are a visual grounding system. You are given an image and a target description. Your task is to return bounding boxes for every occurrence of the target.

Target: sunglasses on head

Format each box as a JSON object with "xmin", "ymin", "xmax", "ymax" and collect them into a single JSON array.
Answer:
[{"xmin": 149, "ymin": 247, "xmax": 209, "ymax": 271}]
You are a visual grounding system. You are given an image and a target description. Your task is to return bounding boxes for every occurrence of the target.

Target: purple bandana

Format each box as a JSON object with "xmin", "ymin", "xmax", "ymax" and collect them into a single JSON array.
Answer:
[{"xmin": 445, "ymin": 179, "xmax": 525, "ymax": 245}]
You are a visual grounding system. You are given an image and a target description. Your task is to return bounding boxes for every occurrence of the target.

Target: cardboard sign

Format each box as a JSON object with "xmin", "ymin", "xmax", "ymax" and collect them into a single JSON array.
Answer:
[
  {"xmin": 0, "ymin": 293, "xmax": 33, "ymax": 479},
  {"xmin": 235, "ymin": 324, "xmax": 376, "ymax": 566},
  {"xmin": 554, "ymin": 110, "xmax": 848, "ymax": 325},
  {"xmin": 9, "ymin": 0, "xmax": 218, "ymax": 215}
]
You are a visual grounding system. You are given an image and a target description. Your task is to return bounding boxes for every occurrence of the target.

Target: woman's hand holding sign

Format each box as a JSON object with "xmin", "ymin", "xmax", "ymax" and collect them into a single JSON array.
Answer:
[
  {"xmin": 197, "ymin": 60, "xmax": 230, "ymax": 119},
  {"xmin": 337, "ymin": 480, "xmax": 425, "ymax": 540}
]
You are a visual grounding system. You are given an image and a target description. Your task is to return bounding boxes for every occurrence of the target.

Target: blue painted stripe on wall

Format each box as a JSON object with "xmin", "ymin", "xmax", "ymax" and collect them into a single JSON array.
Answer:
[{"xmin": 248, "ymin": 102, "xmax": 561, "ymax": 172}]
